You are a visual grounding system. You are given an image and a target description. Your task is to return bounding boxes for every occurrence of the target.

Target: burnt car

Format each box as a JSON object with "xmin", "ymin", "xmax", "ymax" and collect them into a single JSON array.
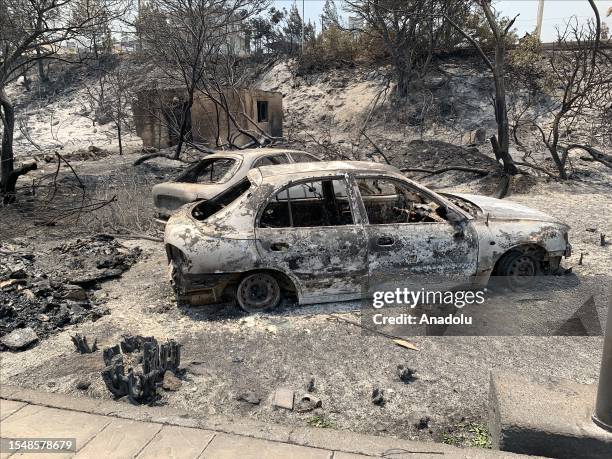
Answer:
[
  {"xmin": 164, "ymin": 161, "xmax": 571, "ymax": 312},
  {"xmin": 152, "ymin": 148, "xmax": 320, "ymax": 224}
]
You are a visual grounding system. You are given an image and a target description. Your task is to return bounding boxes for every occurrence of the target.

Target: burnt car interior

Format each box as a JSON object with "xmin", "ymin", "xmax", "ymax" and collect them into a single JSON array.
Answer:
[
  {"xmin": 260, "ymin": 179, "xmax": 353, "ymax": 228},
  {"xmin": 176, "ymin": 158, "xmax": 238, "ymax": 184},
  {"xmin": 290, "ymin": 152, "xmax": 321, "ymax": 163},
  {"xmin": 174, "ymin": 153, "xmax": 317, "ymax": 186},
  {"xmin": 192, "ymin": 178, "xmax": 252, "ymax": 221},
  {"xmin": 356, "ymin": 178, "xmax": 448, "ymax": 224},
  {"xmin": 443, "ymin": 194, "xmax": 480, "ymax": 217},
  {"xmin": 258, "ymin": 177, "xmax": 452, "ymax": 228},
  {"xmin": 253, "ymin": 154, "xmax": 290, "ymax": 167}
]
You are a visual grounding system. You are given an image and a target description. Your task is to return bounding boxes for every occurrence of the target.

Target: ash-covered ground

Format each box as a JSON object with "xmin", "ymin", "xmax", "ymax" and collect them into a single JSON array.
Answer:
[
  {"xmin": 0, "ymin": 235, "xmax": 141, "ymax": 350},
  {"xmin": 1, "ymin": 59, "xmax": 610, "ymax": 448},
  {"xmin": 1, "ymin": 150, "xmax": 610, "ymax": 448}
]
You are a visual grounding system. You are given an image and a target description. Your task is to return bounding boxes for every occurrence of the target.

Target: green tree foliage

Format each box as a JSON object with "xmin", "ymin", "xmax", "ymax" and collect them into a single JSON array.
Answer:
[
  {"xmin": 283, "ymin": 2, "xmax": 304, "ymax": 54},
  {"xmin": 298, "ymin": 26, "xmax": 356, "ymax": 72}
]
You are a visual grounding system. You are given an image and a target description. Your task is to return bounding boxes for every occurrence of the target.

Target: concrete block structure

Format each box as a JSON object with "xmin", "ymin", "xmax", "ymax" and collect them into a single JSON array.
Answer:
[{"xmin": 133, "ymin": 87, "xmax": 282, "ymax": 149}]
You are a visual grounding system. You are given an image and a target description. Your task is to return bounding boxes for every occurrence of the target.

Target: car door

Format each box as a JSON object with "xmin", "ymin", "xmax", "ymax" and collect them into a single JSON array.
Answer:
[
  {"xmin": 354, "ymin": 176, "xmax": 478, "ymax": 291},
  {"xmin": 255, "ymin": 176, "xmax": 367, "ymax": 304}
]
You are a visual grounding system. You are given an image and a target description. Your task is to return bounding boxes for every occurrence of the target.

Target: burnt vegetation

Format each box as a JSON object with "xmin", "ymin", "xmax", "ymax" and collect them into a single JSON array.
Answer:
[
  {"xmin": 0, "ymin": 0, "xmax": 609, "ymax": 205},
  {"xmin": 0, "ymin": 0, "xmax": 609, "ymax": 338},
  {"xmin": 0, "ymin": 1, "xmax": 610, "ymax": 353},
  {"xmin": 1, "ymin": 2, "xmax": 611, "ymax": 448}
]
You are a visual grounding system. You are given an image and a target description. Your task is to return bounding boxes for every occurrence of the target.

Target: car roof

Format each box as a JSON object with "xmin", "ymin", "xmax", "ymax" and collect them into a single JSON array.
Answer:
[
  {"xmin": 243, "ymin": 161, "xmax": 470, "ymax": 220},
  {"xmin": 254, "ymin": 160, "xmax": 400, "ymax": 180},
  {"xmin": 204, "ymin": 148, "xmax": 310, "ymax": 160}
]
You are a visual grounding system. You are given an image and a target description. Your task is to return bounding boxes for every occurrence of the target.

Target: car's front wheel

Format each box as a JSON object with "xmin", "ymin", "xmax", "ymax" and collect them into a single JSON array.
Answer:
[
  {"xmin": 495, "ymin": 249, "xmax": 539, "ymax": 290},
  {"xmin": 236, "ymin": 272, "xmax": 281, "ymax": 313}
]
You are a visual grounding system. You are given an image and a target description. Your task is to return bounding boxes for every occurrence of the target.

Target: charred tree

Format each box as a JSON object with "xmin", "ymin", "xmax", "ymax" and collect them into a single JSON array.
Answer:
[
  {"xmin": 0, "ymin": 0, "xmax": 126, "ymax": 198},
  {"xmin": 442, "ymin": 1, "xmax": 519, "ymax": 178}
]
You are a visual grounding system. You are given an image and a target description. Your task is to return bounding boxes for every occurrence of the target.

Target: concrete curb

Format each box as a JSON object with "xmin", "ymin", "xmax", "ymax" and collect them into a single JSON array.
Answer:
[
  {"xmin": 0, "ymin": 385, "xmax": 528, "ymax": 458},
  {"xmin": 488, "ymin": 371, "xmax": 612, "ymax": 459}
]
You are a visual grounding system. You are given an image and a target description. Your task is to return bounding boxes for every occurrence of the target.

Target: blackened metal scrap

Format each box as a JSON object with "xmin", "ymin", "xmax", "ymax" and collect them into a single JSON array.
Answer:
[
  {"xmin": 120, "ymin": 334, "xmax": 155, "ymax": 353},
  {"xmin": 103, "ymin": 344, "xmax": 121, "ymax": 366},
  {"xmin": 159, "ymin": 339, "xmax": 181, "ymax": 373},
  {"xmin": 101, "ymin": 337, "xmax": 182, "ymax": 404},
  {"xmin": 71, "ymin": 333, "xmax": 98, "ymax": 353},
  {"xmin": 101, "ymin": 354, "xmax": 128, "ymax": 397},
  {"xmin": 143, "ymin": 339, "xmax": 160, "ymax": 375}
]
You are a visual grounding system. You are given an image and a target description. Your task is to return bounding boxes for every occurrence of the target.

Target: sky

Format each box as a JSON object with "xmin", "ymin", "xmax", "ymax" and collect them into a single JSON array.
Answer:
[{"xmin": 274, "ymin": 1, "xmax": 611, "ymax": 42}]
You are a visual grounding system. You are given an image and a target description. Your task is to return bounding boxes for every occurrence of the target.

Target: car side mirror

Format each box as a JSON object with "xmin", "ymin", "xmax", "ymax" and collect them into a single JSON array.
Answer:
[
  {"xmin": 446, "ymin": 207, "xmax": 466, "ymax": 226},
  {"xmin": 446, "ymin": 208, "xmax": 467, "ymax": 239}
]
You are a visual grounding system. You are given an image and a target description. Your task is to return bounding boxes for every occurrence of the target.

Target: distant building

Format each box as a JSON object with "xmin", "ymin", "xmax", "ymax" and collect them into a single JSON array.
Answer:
[
  {"xmin": 132, "ymin": 87, "xmax": 282, "ymax": 149},
  {"xmin": 54, "ymin": 40, "xmax": 88, "ymax": 55},
  {"xmin": 118, "ymin": 35, "xmax": 138, "ymax": 53},
  {"xmin": 223, "ymin": 20, "xmax": 249, "ymax": 56}
]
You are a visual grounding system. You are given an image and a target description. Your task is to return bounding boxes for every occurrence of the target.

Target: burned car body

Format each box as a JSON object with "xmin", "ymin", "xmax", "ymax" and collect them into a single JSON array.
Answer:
[
  {"xmin": 152, "ymin": 148, "xmax": 320, "ymax": 224},
  {"xmin": 164, "ymin": 161, "xmax": 571, "ymax": 312}
]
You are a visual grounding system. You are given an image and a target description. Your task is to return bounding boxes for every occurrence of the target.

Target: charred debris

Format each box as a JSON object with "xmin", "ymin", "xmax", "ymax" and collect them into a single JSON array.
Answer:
[
  {"xmin": 101, "ymin": 335, "xmax": 182, "ymax": 404},
  {"xmin": 0, "ymin": 235, "xmax": 141, "ymax": 351}
]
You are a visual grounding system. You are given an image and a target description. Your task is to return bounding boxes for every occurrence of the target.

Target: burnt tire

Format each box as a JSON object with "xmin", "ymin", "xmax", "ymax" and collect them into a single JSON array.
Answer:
[
  {"xmin": 236, "ymin": 272, "xmax": 281, "ymax": 313},
  {"xmin": 495, "ymin": 250, "xmax": 539, "ymax": 290}
]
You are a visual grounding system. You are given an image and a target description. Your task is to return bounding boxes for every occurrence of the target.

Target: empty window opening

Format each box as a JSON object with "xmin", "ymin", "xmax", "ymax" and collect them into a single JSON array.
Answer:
[
  {"xmin": 290, "ymin": 152, "xmax": 320, "ymax": 163},
  {"xmin": 356, "ymin": 178, "xmax": 448, "ymax": 224},
  {"xmin": 253, "ymin": 154, "xmax": 289, "ymax": 168},
  {"xmin": 257, "ymin": 100, "xmax": 269, "ymax": 122},
  {"xmin": 260, "ymin": 179, "xmax": 353, "ymax": 228},
  {"xmin": 175, "ymin": 158, "xmax": 238, "ymax": 184},
  {"xmin": 192, "ymin": 178, "xmax": 252, "ymax": 221}
]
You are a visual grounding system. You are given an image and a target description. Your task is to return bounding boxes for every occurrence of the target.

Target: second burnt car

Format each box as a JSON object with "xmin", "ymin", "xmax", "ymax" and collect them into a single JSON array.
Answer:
[
  {"xmin": 152, "ymin": 148, "xmax": 320, "ymax": 224},
  {"xmin": 164, "ymin": 161, "xmax": 571, "ymax": 312}
]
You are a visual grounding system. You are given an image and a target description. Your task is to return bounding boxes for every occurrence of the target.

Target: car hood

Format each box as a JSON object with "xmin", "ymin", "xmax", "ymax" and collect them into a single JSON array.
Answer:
[{"xmin": 450, "ymin": 193, "xmax": 565, "ymax": 225}]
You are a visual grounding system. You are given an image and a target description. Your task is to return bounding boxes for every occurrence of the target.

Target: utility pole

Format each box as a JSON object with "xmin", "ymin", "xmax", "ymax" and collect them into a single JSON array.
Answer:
[
  {"xmin": 593, "ymin": 300, "xmax": 612, "ymax": 432},
  {"xmin": 137, "ymin": 0, "xmax": 142, "ymax": 51},
  {"xmin": 535, "ymin": 0, "xmax": 545, "ymax": 40},
  {"xmin": 301, "ymin": 0, "xmax": 305, "ymax": 54}
]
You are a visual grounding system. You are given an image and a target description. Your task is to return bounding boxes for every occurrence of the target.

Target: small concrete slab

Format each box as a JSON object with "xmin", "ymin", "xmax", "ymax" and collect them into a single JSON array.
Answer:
[
  {"xmin": 0, "ymin": 399, "xmax": 25, "ymax": 420},
  {"xmin": 272, "ymin": 388, "xmax": 295, "ymax": 410},
  {"xmin": 200, "ymin": 433, "xmax": 330, "ymax": 459},
  {"xmin": 75, "ymin": 418, "xmax": 161, "ymax": 458},
  {"xmin": 135, "ymin": 425, "xmax": 215, "ymax": 458},
  {"xmin": 489, "ymin": 370, "xmax": 612, "ymax": 458}
]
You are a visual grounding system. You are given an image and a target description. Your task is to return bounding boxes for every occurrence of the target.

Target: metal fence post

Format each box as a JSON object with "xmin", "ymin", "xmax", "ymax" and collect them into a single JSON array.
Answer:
[{"xmin": 593, "ymin": 300, "xmax": 612, "ymax": 432}]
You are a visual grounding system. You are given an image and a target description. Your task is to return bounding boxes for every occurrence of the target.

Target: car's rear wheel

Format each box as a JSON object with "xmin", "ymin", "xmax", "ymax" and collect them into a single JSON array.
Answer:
[
  {"xmin": 496, "ymin": 250, "xmax": 539, "ymax": 290},
  {"xmin": 236, "ymin": 272, "xmax": 281, "ymax": 313}
]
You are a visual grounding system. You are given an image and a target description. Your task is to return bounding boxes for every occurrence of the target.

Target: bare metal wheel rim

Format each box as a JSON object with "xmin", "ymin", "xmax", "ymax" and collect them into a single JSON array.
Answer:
[
  {"xmin": 237, "ymin": 273, "xmax": 280, "ymax": 312},
  {"xmin": 507, "ymin": 255, "xmax": 536, "ymax": 287}
]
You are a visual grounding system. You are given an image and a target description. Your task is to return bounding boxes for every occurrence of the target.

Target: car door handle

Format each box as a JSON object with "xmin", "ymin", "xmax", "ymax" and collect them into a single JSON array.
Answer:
[
  {"xmin": 377, "ymin": 236, "xmax": 395, "ymax": 247},
  {"xmin": 270, "ymin": 242, "xmax": 289, "ymax": 252}
]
